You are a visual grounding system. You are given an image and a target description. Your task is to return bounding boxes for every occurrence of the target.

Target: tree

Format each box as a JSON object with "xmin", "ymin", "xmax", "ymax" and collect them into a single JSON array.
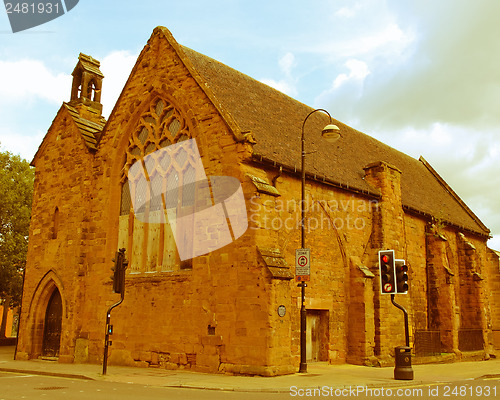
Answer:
[{"xmin": 0, "ymin": 147, "xmax": 34, "ymax": 337}]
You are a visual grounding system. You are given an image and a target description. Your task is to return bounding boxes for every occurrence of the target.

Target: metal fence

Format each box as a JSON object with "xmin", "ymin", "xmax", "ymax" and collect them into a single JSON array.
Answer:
[
  {"xmin": 414, "ymin": 330, "xmax": 441, "ymax": 356},
  {"xmin": 458, "ymin": 329, "xmax": 484, "ymax": 351}
]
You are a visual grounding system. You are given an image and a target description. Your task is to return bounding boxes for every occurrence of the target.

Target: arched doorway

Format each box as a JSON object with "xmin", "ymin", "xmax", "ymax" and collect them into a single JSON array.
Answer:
[{"xmin": 42, "ymin": 288, "xmax": 62, "ymax": 357}]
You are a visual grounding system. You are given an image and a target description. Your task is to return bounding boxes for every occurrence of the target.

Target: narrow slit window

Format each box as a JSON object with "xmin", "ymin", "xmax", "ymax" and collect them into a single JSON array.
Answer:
[{"xmin": 52, "ymin": 207, "xmax": 59, "ymax": 239}]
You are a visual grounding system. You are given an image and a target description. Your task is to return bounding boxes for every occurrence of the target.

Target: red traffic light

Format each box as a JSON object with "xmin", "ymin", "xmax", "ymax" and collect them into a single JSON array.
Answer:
[
  {"xmin": 378, "ymin": 250, "xmax": 395, "ymax": 294},
  {"xmin": 396, "ymin": 263, "xmax": 407, "ymax": 272},
  {"xmin": 395, "ymin": 260, "xmax": 409, "ymax": 294}
]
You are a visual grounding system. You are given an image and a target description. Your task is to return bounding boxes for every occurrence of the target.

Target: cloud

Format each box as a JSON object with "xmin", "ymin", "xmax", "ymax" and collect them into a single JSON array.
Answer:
[
  {"xmin": 279, "ymin": 52, "xmax": 296, "ymax": 78},
  {"xmin": 332, "ymin": 59, "xmax": 370, "ymax": 89},
  {"xmin": 0, "ymin": 58, "xmax": 71, "ymax": 160},
  {"xmin": 328, "ymin": 0, "xmax": 500, "ymax": 131},
  {"xmin": 260, "ymin": 79, "xmax": 297, "ymax": 97},
  {"xmin": 335, "ymin": 4, "xmax": 361, "ymax": 18},
  {"xmin": 260, "ymin": 52, "xmax": 298, "ymax": 97},
  {"xmin": 0, "ymin": 59, "xmax": 71, "ymax": 104},
  {"xmin": 99, "ymin": 50, "xmax": 138, "ymax": 117},
  {"xmin": 307, "ymin": 4, "xmax": 416, "ymax": 62},
  {"xmin": 0, "ymin": 129, "xmax": 45, "ymax": 161},
  {"xmin": 315, "ymin": 0, "xmax": 500, "ymax": 246},
  {"xmin": 356, "ymin": 120, "xmax": 500, "ymax": 247},
  {"xmin": 0, "ymin": 51, "xmax": 137, "ymax": 116}
]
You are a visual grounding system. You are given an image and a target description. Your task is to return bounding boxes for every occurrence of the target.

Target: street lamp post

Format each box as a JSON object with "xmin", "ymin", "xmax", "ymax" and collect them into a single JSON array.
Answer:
[{"xmin": 298, "ymin": 109, "xmax": 340, "ymax": 373}]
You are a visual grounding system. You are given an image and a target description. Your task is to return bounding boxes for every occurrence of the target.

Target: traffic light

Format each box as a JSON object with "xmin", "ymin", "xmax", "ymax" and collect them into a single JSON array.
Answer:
[
  {"xmin": 111, "ymin": 249, "xmax": 127, "ymax": 294},
  {"xmin": 379, "ymin": 250, "xmax": 396, "ymax": 294},
  {"xmin": 395, "ymin": 259, "xmax": 409, "ymax": 294}
]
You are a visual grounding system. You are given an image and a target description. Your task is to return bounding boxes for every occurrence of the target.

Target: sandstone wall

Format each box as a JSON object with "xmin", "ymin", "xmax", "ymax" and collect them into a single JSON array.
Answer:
[{"xmin": 17, "ymin": 27, "xmax": 499, "ymax": 375}]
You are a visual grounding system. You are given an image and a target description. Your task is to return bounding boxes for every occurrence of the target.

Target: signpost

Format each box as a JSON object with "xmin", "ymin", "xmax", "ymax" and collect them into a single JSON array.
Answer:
[
  {"xmin": 295, "ymin": 248, "xmax": 310, "ymax": 373},
  {"xmin": 295, "ymin": 248, "xmax": 310, "ymax": 282}
]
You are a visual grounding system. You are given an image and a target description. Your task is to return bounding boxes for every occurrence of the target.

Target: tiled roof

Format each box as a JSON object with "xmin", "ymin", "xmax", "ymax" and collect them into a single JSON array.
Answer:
[
  {"xmin": 63, "ymin": 103, "xmax": 105, "ymax": 150},
  {"xmin": 175, "ymin": 40, "xmax": 489, "ymax": 237},
  {"xmin": 73, "ymin": 53, "xmax": 104, "ymax": 78}
]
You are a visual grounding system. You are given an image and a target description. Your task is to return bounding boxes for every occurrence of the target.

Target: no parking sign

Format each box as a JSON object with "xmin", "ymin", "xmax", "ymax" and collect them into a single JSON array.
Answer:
[{"xmin": 295, "ymin": 248, "xmax": 310, "ymax": 282}]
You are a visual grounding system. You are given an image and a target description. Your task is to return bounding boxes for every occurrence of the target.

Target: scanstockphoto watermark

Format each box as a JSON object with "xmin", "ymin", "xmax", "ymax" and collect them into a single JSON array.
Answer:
[
  {"xmin": 289, "ymin": 385, "xmax": 425, "ymax": 398},
  {"xmin": 3, "ymin": 0, "xmax": 79, "ymax": 33},
  {"xmin": 248, "ymin": 196, "xmax": 379, "ymax": 232}
]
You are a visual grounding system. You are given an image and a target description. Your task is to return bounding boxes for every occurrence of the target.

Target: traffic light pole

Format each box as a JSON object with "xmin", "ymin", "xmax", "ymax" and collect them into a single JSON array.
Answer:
[
  {"xmin": 102, "ymin": 291, "xmax": 124, "ymax": 375},
  {"xmin": 103, "ymin": 249, "xmax": 128, "ymax": 376},
  {"xmin": 391, "ymin": 294, "xmax": 409, "ymax": 347}
]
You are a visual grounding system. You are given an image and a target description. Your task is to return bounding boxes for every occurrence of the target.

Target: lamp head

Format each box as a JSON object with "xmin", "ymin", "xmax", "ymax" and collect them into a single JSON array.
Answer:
[{"xmin": 321, "ymin": 124, "xmax": 341, "ymax": 143}]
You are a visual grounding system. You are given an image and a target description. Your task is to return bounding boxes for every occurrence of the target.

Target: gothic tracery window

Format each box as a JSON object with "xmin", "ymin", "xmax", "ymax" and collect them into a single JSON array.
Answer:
[{"xmin": 118, "ymin": 98, "xmax": 196, "ymax": 273}]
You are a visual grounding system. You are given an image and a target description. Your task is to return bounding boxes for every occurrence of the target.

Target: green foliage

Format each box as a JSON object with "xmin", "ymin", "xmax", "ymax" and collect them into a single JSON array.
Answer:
[{"xmin": 0, "ymin": 147, "xmax": 34, "ymax": 308}]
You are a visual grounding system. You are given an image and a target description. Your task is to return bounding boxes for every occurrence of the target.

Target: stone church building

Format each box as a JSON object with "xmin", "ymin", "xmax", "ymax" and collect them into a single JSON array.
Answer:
[{"xmin": 16, "ymin": 26, "xmax": 500, "ymax": 375}]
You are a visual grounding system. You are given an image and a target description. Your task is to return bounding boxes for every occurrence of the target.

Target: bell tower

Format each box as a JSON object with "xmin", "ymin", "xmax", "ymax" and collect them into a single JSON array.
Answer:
[{"xmin": 69, "ymin": 53, "xmax": 104, "ymax": 116}]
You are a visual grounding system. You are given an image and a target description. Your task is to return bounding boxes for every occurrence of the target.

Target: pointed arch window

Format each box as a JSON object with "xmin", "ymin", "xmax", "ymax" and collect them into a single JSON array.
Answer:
[
  {"xmin": 118, "ymin": 98, "xmax": 195, "ymax": 273},
  {"xmin": 87, "ymin": 79, "xmax": 96, "ymax": 101}
]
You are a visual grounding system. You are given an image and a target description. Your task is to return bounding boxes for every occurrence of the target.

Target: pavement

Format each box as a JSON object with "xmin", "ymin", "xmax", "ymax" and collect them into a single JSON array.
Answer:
[{"xmin": 0, "ymin": 346, "xmax": 499, "ymax": 393}]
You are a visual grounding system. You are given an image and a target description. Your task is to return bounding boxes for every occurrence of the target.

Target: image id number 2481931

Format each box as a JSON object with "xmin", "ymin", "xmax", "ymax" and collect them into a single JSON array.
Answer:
[{"xmin": 5, "ymin": 2, "xmax": 61, "ymax": 14}]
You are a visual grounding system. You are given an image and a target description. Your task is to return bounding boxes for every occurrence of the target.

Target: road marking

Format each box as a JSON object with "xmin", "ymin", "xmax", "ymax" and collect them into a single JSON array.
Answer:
[{"xmin": 0, "ymin": 374, "xmax": 35, "ymax": 378}]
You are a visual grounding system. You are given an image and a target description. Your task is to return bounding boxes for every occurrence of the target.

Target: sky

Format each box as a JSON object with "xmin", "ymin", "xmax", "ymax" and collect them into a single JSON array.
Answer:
[{"xmin": 0, "ymin": 0, "xmax": 499, "ymax": 249}]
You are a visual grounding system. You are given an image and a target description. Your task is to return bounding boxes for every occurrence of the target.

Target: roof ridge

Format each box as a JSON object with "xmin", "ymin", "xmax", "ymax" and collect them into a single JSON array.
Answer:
[
  {"xmin": 153, "ymin": 27, "xmax": 245, "ymax": 142},
  {"xmin": 419, "ymin": 156, "xmax": 490, "ymax": 235},
  {"xmin": 100, "ymin": 26, "xmax": 247, "ymax": 147},
  {"xmin": 180, "ymin": 45, "xmax": 317, "ymax": 115}
]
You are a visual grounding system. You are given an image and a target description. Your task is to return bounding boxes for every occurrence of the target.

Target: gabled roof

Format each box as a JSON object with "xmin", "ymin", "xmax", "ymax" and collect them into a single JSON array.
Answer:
[
  {"xmin": 31, "ymin": 103, "xmax": 106, "ymax": 166},
  {"xmin": 72, "ymin": 53, "xmax": 104, "ymax": 78},
  {"xmin": 160, "ymin": 30, "xmax": 488, "ymax": 237},
  {"xmin": 63, "ymin": 103, "xmax": 106, "ymax": 150}
]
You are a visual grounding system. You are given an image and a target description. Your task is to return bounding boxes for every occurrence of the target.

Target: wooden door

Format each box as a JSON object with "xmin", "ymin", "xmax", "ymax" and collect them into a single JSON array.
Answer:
[
  {"xmin": 42, "ymin": 289, "xmax": 62, "ymax": 357},
  {"xmin": 306, "ymin": 312, "xmax": 320, "ymax": 361},
  {"xmin": 306, "ymin": 310, "xmax": 329, "ymax": 362}
]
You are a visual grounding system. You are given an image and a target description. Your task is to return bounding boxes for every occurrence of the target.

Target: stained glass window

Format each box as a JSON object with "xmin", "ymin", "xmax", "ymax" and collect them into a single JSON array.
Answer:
[{"xmin": 119, "ymin": 97, "xmax": 196, "ymax": 273}]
